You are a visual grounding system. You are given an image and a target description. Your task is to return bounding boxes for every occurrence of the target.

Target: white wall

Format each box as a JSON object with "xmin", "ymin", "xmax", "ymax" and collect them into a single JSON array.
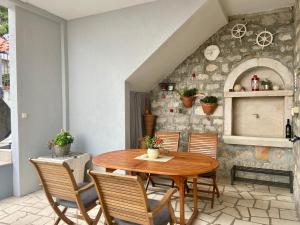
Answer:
[
  {"xmin": 67, "ymin": 0, "xmax": 219, "ymax": 155},
  {"xmin": 9, "ymin": 5, "xmax": 65, "ymax": 196}
]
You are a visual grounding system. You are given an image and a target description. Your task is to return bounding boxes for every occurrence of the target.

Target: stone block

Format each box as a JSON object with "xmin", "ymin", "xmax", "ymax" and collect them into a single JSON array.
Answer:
[{"xmin": 255, "ymin": 147, "xmax": 270, "ymax": 161}]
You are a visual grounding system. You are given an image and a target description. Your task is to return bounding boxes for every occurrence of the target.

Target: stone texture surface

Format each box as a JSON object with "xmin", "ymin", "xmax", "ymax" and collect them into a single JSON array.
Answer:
[
  {"xmin": 0, "ymin": 179, "xmax": 298, "ymax": 225},
  {"xmin": 150, "ymin": 8, "xmax": 295, "ymax": 182},
  {"xmin": 294, "ymin": 0, "xmax": 300, "ymax": 218}
]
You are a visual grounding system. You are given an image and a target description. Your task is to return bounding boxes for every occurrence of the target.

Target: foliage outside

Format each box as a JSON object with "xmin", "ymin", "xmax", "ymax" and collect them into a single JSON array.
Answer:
[
  {"xmin": 144, "ymin": 136, "xmax": 163, "ymax": 149},
  {"xmin": 0, "ymin": 6, "xmax": 8, "ymax": 36},
  {"xmin": 200, "ymin": 96, "xmax": 218, "ymax": 104}
]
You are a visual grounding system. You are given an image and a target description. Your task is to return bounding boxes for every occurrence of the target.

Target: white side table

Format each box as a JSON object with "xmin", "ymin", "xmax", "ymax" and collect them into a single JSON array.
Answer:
[{"xmin": 38, "ymin": 152, "xmax": 90, "ymax": 183}]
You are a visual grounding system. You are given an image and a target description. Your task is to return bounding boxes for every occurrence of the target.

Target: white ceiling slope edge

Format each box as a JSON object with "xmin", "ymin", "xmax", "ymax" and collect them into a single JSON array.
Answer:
[
  {"xmin": 127, "ymin": 0, "xmax": 227, "ymax": 92},
  {"xmin": 219, "ymin": 0, "xmax": 295, "ymax": 16},
  {"xmin": 18, "ymin": 0, "xmax": 295, "ymax": 20},
  {"xmin": 19, "ymin": 0, "xmax": 157, "ymax": 20}
]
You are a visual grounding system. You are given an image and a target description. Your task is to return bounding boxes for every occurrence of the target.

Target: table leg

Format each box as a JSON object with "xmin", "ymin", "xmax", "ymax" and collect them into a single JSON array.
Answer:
[
  {"xmin": 172, "ymin": 176, "xmax": 186, "ymax": 225},
  {"xmin": 172, "ymin": 176, "xmax": 199, "ymax": 225}
]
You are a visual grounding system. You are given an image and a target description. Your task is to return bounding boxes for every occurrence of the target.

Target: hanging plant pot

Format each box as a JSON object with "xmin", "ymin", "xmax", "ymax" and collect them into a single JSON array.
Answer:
[
  {"xmin": 201, "ymin": 103, "xmax": 218, "ymax": 115},
  {"xmin": 181, "ymin": 96, "xmax": 195, "ymax": 108}
]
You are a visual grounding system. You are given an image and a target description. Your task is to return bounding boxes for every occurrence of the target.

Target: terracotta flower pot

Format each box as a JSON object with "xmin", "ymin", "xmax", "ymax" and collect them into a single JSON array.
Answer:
[
  {"xmin": 181, "ymin": 96, "xmax": 195, "ymax": 108},
  {"xmin": 201, "ymin": 103, "xmax": 218, "ymax": 115}
]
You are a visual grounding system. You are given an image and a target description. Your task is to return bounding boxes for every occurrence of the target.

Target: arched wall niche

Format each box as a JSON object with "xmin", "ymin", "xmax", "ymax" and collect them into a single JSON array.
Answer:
[
  {"xmin": 224, "ymin": 57, "xmax": 293, "ymax": 92},
  {"xmin": 223, "ymin": 57, "xmax": 294, "ymax": 148}
]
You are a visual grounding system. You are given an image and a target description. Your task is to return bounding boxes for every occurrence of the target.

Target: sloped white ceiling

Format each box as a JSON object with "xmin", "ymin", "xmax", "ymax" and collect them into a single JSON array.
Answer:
[
  {"xmin": 19, "ymin": 0, "xmax": 157, "ymax": 20},
  {"xmin": 19, "ymin": 0, "xmax": 295, "ymax": 20},
  {"xmin": 220, "ymin": 0, "xmax": 295, "ymax": 16},
  {"xmin": 127, "ymin": 0, "xmax": 227, "ymax": 91}
]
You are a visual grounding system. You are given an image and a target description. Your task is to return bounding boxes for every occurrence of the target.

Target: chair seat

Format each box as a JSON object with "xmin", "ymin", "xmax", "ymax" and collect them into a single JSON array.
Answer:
[
  {"xmin": 56, "ymin": 182, "xmax": 98, "ymax": 209},
  {"xmin": 114, "ymin": 199, "xmax": 170, "ymax": 225}
]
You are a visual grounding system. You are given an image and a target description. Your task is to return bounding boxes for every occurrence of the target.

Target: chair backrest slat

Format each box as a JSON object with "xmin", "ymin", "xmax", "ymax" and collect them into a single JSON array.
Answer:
[
  {"xmin": 155, "ymin": 131, "xmax": 180, "ymax": 152},
  {"xmin": 89, "ymin": 172, "xmax": 150, "ymax": 225},
  {"xmin": 188, "ymin": 133, "xmax": 218, "ymax": 158},
  {"xmin": 30, "ymin": 159, "xmax": 77, "ymax": 201}
]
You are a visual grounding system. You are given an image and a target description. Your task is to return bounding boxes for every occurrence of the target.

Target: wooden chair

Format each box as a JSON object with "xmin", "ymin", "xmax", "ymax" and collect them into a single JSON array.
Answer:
[
  {"xmin": 88, "ymin": 171, "xmax": 177, "ymax": 225},
  {"xmin": 29, "ymin": 158, "xmax": 102, "ymax": 225},
  {"xmin": 146, "ymin": 131, "xmax": 180, "ymax": 190},
  {"xmin": 187, "ymin": 132, "xmax": 220, "ymax": 208}
]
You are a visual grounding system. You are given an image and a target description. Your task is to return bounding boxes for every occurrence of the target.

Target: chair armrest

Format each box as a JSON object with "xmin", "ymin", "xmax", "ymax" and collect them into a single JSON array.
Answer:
[
  {"xmin": 151, "ymin": 188, "xmax": 176, "ymax": 215},
  {"xmin": 75, "ymin": 182, "xmax": 94, "ymax": 194}
]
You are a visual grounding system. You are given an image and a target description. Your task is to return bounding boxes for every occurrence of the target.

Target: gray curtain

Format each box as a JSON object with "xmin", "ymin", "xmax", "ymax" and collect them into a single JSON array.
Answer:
[{"xmin": 130, "ymin": 92, "xmax": 150, "ymax": 148}]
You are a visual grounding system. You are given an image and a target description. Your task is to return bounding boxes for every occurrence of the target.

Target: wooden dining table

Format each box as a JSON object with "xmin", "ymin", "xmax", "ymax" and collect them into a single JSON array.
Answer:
[{"xmin": 93, "ymin": 149, "xmax": 219, "ymax": 225}]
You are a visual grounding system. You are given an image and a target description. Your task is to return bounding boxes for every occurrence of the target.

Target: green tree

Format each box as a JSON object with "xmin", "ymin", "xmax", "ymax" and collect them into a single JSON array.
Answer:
[{"xmin": 0, "ymin": 6, "xmax": 8, "ymax": 36}]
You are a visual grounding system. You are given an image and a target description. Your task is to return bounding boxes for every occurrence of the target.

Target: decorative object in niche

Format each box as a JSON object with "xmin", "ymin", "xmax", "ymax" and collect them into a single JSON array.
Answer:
[
  {"xmin": 204, "ymin": 45, "xmax": 220, "ymax": 61},
  {"xmin": 273, "ymin": 85, "xmax": 280, "ymax": 91},
  {"xmin": 251, "ymin": 75, "xmax": 260, "ymax": 91},
  {"xmin": 261, "ymin": 78, "xmax": 273, "ymax": 90},
  {"xmin": 200, "ymin": 96, "xmax": 218, "ymax": 115},
  {"xmin": 255, "ymin": 29, "xmax": 274, "ymax": 49},
  {"xmin": 233, "ymin": 84, "xmax": 242, "ymax": 92},
  {"xmin": 231, "ymin": 23, "xmax": 247, "ymax": 41}
]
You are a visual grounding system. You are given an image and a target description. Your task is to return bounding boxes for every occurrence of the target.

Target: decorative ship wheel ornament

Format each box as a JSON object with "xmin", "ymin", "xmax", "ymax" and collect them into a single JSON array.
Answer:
[
  {"xmin": 255, "ymin": 28, "xmax": 274, "ymax": 50},
  {"xmin": 231, "ymin": 23, "xmax": 247, "ymax": 41}
]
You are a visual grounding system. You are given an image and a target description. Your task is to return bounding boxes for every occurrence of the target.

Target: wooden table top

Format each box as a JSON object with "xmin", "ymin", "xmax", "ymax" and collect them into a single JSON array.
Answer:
[{"xmin": 93, "ymin": 149, "xmax": 219, "ymax": 176}]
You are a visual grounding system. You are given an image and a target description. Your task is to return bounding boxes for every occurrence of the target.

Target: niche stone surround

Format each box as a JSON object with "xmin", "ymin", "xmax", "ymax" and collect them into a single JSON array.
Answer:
[{"xmin": 151, "ymin": 8, "xmax": 295, "ymax": 182}]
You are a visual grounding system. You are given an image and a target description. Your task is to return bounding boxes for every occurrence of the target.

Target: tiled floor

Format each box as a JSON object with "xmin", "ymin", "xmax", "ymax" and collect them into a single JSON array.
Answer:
[{"xmin": 0, "ymin": 179, "xmax": 299, "ymax": 225}]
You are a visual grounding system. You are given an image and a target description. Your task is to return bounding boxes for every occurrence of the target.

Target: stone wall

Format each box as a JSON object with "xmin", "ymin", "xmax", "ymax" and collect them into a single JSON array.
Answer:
[
  {"xmin": 293, "ymin": 0, "xmax": 300, "ymax": 216},
  {"xmin": 151, "ymin": 8, "xmax": 295, "ymax": 181}
]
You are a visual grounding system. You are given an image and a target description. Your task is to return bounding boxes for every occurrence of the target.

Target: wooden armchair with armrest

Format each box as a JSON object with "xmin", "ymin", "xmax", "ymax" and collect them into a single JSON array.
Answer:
[
  {"xmin": 29, "ymin": 158, "xmax": 102, "ymax": 225},
  {"xmin": 88, "ymin": 171, "xmax": 177, "ymax": 225}
]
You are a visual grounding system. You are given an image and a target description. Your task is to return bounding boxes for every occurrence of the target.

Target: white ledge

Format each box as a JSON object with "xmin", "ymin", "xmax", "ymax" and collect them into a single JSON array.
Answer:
[
  {"xmin": 224, "ymin": 90, "xmax": 293, "ymax": 98},
  {"xmin": 223, "ymin": 135, "xmax": 293, "ymax": 148}
]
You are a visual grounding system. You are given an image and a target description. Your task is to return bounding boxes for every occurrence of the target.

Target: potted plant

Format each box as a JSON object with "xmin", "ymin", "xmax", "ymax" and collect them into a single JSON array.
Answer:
[
  {"xmin": 261, "ymin": 79, "xmax": 272, "ymax": 90},
  {"xmin": 49, "ymin": 130, "xmax": 74, "ymax": 157},
  {"xmin": 177, "ymin": 88, "xmax": 198, "ymax": 108},
  {"xmin": 144, "ymin": 136, "xmax": 163, "ymax": 159},
  {"xmin": 200, "ymin": 96, "xmax": 218, "ymax": 115}
]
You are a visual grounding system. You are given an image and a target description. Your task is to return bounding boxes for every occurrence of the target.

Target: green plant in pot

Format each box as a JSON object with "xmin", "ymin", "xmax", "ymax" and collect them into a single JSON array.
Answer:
[
  {"xmin": 261, "ymin": 78, "xmax": 272, "ymax": 90},
  {"xmin": 200, "ymin": 96, "xmax": 218, "ymax": 115},
  {"xmin": 49, "ymin": 130, "xmax": 74, "ymax": 157},
  {"xmin": 177, "ymin": 88, "xmax": 198, "ymax": 108}
]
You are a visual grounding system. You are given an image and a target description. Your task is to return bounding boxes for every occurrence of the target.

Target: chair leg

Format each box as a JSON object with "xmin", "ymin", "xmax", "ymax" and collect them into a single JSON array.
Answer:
[
  {"xmin": 54, "ymin": 207, "xmax": 67, "ymax": 225},
  {"xmin": 211, "ymin": 185, "xmax": 215, "ymax": 208},
  {"xmin": 212, "ymin": 175, "xmax": 220, "ymax": 197},
  {"xmin": 171, "ymin": 180, "xmax": 175, "ymax": 188},
  {"xmin": 52, "ymin": 205, "xmax": 75, "ymax": 225},
  {"xmin": 93, "ymin": 208, "xmax": 103, "ymax": 225},
  {"xmin": 145, "ymin": 173, "xmax": 155, "ymax": 190}
]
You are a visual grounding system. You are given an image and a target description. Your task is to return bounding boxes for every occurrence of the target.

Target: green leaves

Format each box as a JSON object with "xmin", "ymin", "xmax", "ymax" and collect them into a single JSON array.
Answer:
[
  {"xmin": 144, "ymin": 136, "xmax": 163, "ymax": 149},
  {"xmin": 53, "ymin": 130, "xmax": 74, "ymax": 147},
  {"xmin": 200, "ymin": 96, "xmax": 218, "ymax": 104},
  {"xmin": 177, "ymin": 88, "xmax": 198, "ymax": 97}
]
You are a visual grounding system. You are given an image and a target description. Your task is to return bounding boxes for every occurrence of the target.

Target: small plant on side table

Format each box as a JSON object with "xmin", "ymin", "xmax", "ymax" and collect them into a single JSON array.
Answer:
[
  {"xmin": 49, "ymin": 130, "xmax": 74, "ymax": 157},
  {"xmin": 200, "ymin": 96, "xmax": 218, "ymax": 115}
]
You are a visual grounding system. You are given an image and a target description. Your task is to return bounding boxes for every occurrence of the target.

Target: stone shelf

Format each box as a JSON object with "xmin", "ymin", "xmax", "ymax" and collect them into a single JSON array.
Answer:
[
  {"xmin": 223, "ymin": 135, "xmax": 293, "ymax": 148},
  {"xmin": 224, "ymin": 90, "xmax": 293, "ymax": 98}
]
